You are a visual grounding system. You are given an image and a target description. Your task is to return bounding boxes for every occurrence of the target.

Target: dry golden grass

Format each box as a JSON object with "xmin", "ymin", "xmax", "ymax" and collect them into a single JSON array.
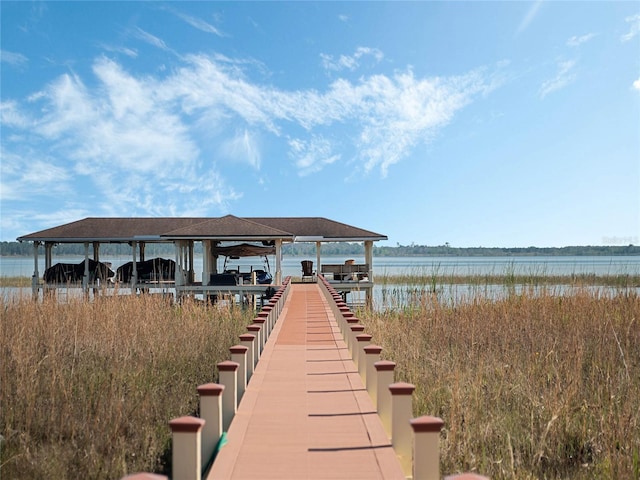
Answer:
[
  {"xmin": 360, "ymin": 288, "xmax": 640, "ymax": 479},
  {"xmin": 1, "ymin": 294, "xmax": 251, "ymax": 479}
]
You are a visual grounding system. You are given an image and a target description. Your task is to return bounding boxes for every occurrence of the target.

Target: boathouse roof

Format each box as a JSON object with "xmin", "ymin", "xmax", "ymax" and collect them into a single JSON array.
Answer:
[{"xmin": 17, "ymin": 215, "xmax": 387, "ymax": 243}]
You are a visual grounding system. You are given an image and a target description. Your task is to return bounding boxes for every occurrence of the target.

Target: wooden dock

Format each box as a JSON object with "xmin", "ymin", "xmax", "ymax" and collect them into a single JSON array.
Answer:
[{"xmin": 206, "ymin": 283, "xmax": 405, "ymax": 479}]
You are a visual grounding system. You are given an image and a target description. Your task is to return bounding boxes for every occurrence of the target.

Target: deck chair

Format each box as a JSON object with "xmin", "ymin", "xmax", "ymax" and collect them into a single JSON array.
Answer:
[{"xmin": 301, "ymin": 260, "xmax": 315, "ymax": 282}]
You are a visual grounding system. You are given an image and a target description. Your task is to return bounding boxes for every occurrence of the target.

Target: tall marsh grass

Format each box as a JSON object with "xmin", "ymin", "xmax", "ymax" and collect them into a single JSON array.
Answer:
[
  {"xmin": 360, "ymin": 288, "xmax": 640, "ymax": 479},
  {"xmin": 1, "ymin": 295, "xmax": 250, "ymax": 479}
]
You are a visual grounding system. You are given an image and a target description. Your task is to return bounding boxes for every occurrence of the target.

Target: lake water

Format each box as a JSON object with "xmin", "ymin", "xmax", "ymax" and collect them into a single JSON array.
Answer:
[
  {"xmin": 1, "ymin": 254, "xmax": 638, "ymax": 278},
  {"xmin": 3, "ymin": 255, "xmax": 638, "ymax": 307}
]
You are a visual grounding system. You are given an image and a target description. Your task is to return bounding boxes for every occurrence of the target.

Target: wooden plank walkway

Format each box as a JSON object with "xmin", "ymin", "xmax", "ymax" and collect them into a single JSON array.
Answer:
[{"xmin": 207, "ymin": 283, "xmax": 405, "ymax": 479}]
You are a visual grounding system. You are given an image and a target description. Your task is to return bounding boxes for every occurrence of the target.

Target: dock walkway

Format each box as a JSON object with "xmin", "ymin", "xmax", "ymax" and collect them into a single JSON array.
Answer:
[{"xmin": 207, "ymin": 283, "xmax": 405, "ymax": 479}]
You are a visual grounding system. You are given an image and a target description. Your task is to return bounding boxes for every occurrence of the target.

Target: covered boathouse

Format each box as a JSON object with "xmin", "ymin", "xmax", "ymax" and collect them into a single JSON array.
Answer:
[{"xmin": 17, "ymin": 215, "xmax": 387, "ymax": 305}]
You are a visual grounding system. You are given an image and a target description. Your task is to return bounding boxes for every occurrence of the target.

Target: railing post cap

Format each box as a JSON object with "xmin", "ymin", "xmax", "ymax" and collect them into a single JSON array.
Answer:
[
  {"xmin": 374, "ymin": 360, "xmax": 396, "ymax": 371},
  {"xmin": 239, "ymin": 333, "xmax": 256, "ymax": 341},
  {"xmin": 410, "ymin": 415, "xmax": 445, "ymax": 433},
  {"xmin": 364, "ymin": 345, "xmax": 383, "ymax": 354},
  {"xmin": 444, "ymin": 474, "xmax": 491, "ymax": 480},
  {"xmin": 217, "ymin": 360, "xmax": 240, "ymax": 371},
  {"xmin": 388, "ymin": 382, "xmax": 415, "ymax": 395},
  {"xmin": 247, "ymin": 324, "xmax": 261, "ymax": 332},
  {"xmin": 230, "ymin": 344, "xmax": 249, "ymax": 354},
  {"xmin": 121, "ymin": 474, "xmax": 168, "ymax": 480},
  {"xmin": 169, "ymin": 416, "xmax": 205, "ymax": 433},
  {"xmin": 253, "ymin": 317, "xmax": 266, "ymax": 324},
  {"xmin": 350, "ymin": 324, "xmax": 365, "ymax": 332},
  {"xmin": 197, "ymin": 382, "xmax": 225, "ymax": 396},
  {"xmin": 356, "ymin": 333, "xmax": 373, "ymax": 342}
]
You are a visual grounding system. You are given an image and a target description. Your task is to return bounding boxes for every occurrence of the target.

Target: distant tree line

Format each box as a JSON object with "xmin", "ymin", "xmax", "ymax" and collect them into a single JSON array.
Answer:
[{"xmin": 1, "ymin": 241, "xmax": 638, "ymax": 257}]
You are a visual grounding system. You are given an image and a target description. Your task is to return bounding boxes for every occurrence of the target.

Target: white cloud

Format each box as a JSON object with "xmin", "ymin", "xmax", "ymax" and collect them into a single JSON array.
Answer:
[
  {"xmin": 516, "ymin": 1, "xmax": 543, "ymax": 35},
  {"xmin": 99, "ymin": 43, "xmax": 138, "ymax": 58},
  {"xmin": 174, "ymin": 11, "xmax": 224, "ymax": 36},
  {"xmin": 540, "ymin": 60, "xmax": 576, "ymax": 98},
  {"xmin": 2, "ymin": 50, "xmax": 498, "ymax": 220},
  {"xmin": 567, "ymin": 33, "xmax": 596, "ymax": 47},
  {"xmin": 219, "ymin": 129, "xmax": 261, "ymax": 169},
  {"xmin": 0, "ymin": 50, "xmax": 28, "ymax": 67},
  {"xmin": 288, "ymin": 136, "xmax": 340, "ymax": 176},
  {"xmin": 621, "ymin": 13, "xmax": 640, "ymax": 42},
  {"xmin": 1, "ymin": 101, "xmax": 30, "ymax": 128},
  {"xmin": 132, "ymin": 27, "xmax": 171, "ymax": 52},
  {"xmin": 321, "ymin": 47, "xmax": 384, "ymax": 72},
  {"xmin": 0, "ymin": 147, "xmax": 72, "ymax": 201},
  {"xmin": 633, "ymin": 78, "xmax": 640, "ymax": 91}
]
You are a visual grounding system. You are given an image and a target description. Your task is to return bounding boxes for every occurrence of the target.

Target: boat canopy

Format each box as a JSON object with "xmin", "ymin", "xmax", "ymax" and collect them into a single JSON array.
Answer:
[{"xmin": 211, "ymin": 243, "xmax": 276, "ymax": 258}]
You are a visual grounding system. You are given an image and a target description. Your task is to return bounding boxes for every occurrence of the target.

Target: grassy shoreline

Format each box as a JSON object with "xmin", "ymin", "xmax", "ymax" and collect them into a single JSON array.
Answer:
[
  {"xmin": 358, "ymin": 288, "xmax": 640, "ymax": 479},
  {"xmin": 2, "ymin": 285, "xmax": 638, "ymax": 479},
  {"xmin": 1, "ymin": 295, "xmax": 252, "ymax": 479}
]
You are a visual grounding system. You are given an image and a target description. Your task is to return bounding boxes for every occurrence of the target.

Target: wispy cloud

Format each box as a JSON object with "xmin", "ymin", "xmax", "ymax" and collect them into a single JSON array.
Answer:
[
  {"xmin": 219, "ymin": 129, "xmax": 261, "ymax": 169},
  {"xmin": 321, "ymin": 47, "xmax": 384, "ymax": 72},
  {"xmin": 633, "ymin": 78, "xmax": 640, "ymax": 91},
  {"xmin": 170, "ymin": 8, "xmax": 224, "ymax": 36},
  {"xmin": 0, "ymin": 50, "xmax": 28, "ymax": 67},
  {"xmin": 132, "ymin": 27, "xmax": 171, "ymax": 52},
  {"xmin": 99, "ymin": 43, "xmax": 138, "ymax": 58},
  {"xmin": 288, "ymin": 136, "xmax": 340, "ymax": 176},
  {"xmin": 567, "ymin": 33, "xmax": 596, "ymax": 47},
  {"xmin": 1, "ymin": 100, "xmax": 30, "ymax": 128},
  {"xmin": 2, "ymin": 50, "xmax": 497, "ymax": 219},
  {"xmin": 621, "ymin": 13, "xmax": 640, "ymax": 42},
  {"xmin": 516, "ymin": 0, "xmax": 544, "ymax": 35},
  {"xmin": 539, "ymin": 59, "xmax": 576, "ymax": 98}
]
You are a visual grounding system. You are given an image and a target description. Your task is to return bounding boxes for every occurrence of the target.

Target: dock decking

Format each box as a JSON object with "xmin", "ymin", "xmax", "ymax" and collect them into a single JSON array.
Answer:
[{"xmin": 207, "ymin": 283, "xmax": 405, "ymax": 479}]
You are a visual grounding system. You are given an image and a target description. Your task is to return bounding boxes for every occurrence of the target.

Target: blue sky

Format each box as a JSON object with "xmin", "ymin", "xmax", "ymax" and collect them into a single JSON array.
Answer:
[{"xmin": 1, "ymin": 1, "xmax": 639, "ymax": 247}]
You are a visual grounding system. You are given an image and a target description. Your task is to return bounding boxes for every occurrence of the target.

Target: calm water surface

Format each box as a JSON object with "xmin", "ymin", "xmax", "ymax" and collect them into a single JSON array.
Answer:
[
  {"xmin": 1, "ymin": 255, "xmax": 638, "ymax": 278},
  {"xmin": 3, "ymin": 255, "xmax": 638, "ymax": 306}
]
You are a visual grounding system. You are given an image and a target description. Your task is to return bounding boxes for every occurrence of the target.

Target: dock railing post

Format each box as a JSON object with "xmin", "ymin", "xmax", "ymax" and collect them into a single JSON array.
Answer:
[
  {"xmin": 444, "ymin": 474, "xmax": 491, "ymax": 480},
  {"xmin": 253, "ymin": 317, "xmax": 267, "ymax": 349},
  {"xmin": 349, "ymin": 324, "xmax": 365, "ymax": 360},
  {"xmin": 389, "ymin": 382, "xmax": 415, "ymax": 478},
  {"xmin": 121, "ymin": 474, "xmax": 168, "ymax": 480},
  {"xmin": 410, "ymin": 415, "xmax": 445, "ymax": 480},
  {"xmin": 375, "ymin": 360, "xmax": 396, "ymax": 438},
  {"xmin": 229, "ymin": 345, "xmax": 248, "ymax": 400},
  {"xmin": 217, "ymin": 361, "xmax": 239, "ymax": 431},
  {"xmin": 169, "ymin": 416, "xmax": 205, "ymax": 480},
  {"xmin": 239, "ymin": 333, "xmax": 256, "ymax": 380},
  {"xmin": 355, "ymin": 334, "xmax": 372, "ymax": 382},
  {"xmin": 196, "ymin": 383, "xmax": 224, "ymax": 468},
  {"xmin": 364, "ymin": 345, "xmax": 382, "ymax": 407},
  {"xmin": 247, "ymin": 325, "xmax": 262, "ymax": 359}
]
